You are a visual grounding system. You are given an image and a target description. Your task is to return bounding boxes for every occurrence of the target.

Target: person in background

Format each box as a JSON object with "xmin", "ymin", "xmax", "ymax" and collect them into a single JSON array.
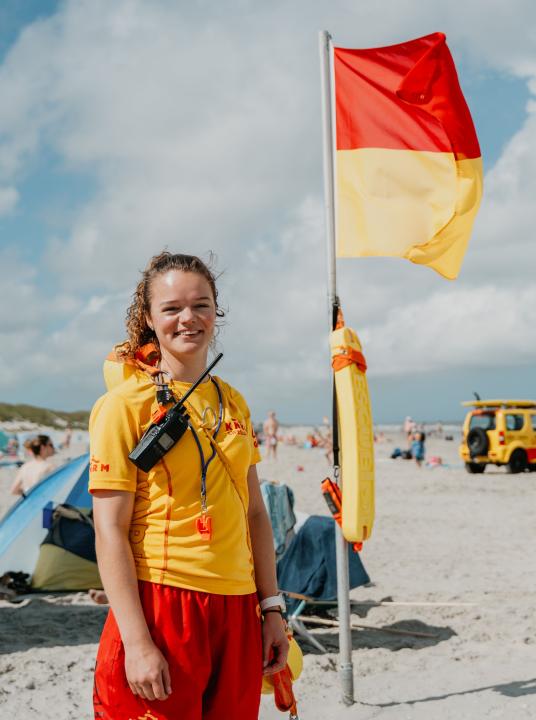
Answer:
[
  {"xmin": 316, "ymin": 417, "xmax": 333, "ymax": 465},
  {"xmin": 404, "ymin": 415, "xmax": 416, "ymax": 448},
  {"xmin": 62, "ymin": 426, "xmax": 72, "ymax": 450},
  {"xmin": 10, "ymin": 435, "xmax": 55, "ymax": 495},
  {"xmin": 411, "ymin": 429, "xmax": 426, "ymax": 468},
  {"xmin": 263, "ymin": 410, "xmax": 279, "ymax": 460}
]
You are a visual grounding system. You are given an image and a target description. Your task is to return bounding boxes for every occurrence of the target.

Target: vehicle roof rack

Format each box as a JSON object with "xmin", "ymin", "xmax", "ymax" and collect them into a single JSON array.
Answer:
[{"xmin": 461, "ymin": 399, "xmax": 536, "ymax": 409}]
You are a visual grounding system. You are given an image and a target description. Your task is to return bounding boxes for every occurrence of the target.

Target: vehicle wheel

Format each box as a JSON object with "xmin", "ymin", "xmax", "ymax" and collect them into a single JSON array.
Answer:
[
  {"xmin": 465, "ymin": 462, "xmax": 486, "ymax": 474},
  {"xmin": 467, "ymin": 428, "xmax": 489, "ymax": 457},
  {"xmin": 507, "ymin": 449, "xmax": 528, "ymax": 474}
]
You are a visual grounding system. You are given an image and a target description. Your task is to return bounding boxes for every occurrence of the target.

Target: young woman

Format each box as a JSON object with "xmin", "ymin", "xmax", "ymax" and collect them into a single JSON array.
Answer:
[
  {"xmin": 90, "ymin": 252, "xmax": 288, "ymax": 719},
  {"xmin": 10, "ymin": 435, "xmax": 55, "ymax": 496}
]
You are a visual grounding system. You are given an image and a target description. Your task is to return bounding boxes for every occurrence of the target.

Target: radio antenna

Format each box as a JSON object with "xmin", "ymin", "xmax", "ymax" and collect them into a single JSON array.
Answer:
[{"xmin": 179, "ymin": 352, "xmax": 223, "ymax": 405}]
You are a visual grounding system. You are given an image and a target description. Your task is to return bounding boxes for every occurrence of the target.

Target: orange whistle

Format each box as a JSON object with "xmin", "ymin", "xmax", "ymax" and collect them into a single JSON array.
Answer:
[{"xmin": 196, "ymin": 514, "xmax": 212, "ymax": 540}]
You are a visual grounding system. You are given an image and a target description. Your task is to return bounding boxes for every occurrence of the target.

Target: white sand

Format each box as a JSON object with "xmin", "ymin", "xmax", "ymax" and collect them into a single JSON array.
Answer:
[{"xmin": 1, "ymin": 431, "xmax": 535, "ymax": 719}]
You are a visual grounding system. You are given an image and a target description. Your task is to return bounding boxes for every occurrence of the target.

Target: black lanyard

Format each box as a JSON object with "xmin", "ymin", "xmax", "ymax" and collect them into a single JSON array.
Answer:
[{"xmin": 187, "ymin": 377, "xmax": 224, "ymax": 514}]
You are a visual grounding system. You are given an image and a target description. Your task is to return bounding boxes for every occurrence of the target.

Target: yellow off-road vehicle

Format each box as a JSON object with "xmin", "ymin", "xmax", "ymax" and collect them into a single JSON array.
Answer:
[{"xmin": 460, "ymin": 400, "xmax": 536, "ymax": 474}]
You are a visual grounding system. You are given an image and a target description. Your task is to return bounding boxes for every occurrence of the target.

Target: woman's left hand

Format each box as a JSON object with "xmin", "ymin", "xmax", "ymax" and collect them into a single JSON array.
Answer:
[{"xmin": 262, "ymin": 612, "xmax": 290, "ymax": 675}]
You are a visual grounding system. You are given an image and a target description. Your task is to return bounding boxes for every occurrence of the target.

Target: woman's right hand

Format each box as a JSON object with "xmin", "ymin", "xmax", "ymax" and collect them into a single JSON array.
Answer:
[{"xmin": 124, "ymin": 640, "xmax": 172, "ymax": 702}]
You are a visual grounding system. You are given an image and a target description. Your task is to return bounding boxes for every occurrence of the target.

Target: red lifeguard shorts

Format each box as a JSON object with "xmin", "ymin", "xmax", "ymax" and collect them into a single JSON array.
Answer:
[{"xmin": 93, "ymin": 581, "xmax": 263, "ymax": 720}]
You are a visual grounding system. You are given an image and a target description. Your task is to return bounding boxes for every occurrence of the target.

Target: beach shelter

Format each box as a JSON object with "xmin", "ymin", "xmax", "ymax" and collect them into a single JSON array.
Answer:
[
  {"xmin": 0, "ymin": 454, "xmax": 96, "ymax": 587},
  {"xmin": 0, "ymin": 430, "xmax": 10, "ymax": 451}
]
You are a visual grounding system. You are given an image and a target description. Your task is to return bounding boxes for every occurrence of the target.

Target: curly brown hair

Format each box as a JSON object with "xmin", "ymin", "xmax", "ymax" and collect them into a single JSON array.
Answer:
[{"xmin": 120, "ymin": 252, "xmax": 224, "ymax": 358}]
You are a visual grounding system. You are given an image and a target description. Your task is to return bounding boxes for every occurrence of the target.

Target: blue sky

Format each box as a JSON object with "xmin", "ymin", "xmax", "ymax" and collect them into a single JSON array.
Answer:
[
  {"xmin": 0, "ymin": 0, "xmax": 59, "ymax": 60},
  {"xmin": 462, "ymin": 69, "xmax": 528, "ymax": 171},
  {"xmin": 0, "ymin": 1, "xmax": 534, "ymax": 424}
]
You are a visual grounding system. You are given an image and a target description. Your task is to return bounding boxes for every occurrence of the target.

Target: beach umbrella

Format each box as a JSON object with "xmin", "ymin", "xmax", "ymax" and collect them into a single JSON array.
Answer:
[
  {"xmin": 318, "ymin": 30, "xmax": 481, "ymax": 704},
  {"xmin": 0, "ymin": 454, "xmax": 90, "ymax": 576}
]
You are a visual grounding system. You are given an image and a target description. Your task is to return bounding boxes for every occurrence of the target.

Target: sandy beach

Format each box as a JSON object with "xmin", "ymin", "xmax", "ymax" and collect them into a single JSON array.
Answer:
[{"xmin": 1, "ymin": 430, "xmax": 535, "ymax": 719}]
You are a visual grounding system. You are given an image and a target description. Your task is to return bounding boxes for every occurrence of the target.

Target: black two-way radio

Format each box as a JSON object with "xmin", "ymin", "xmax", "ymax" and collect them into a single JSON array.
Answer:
[{"xmin": 128, "ymin": 352, "xmax": 223, "ymax": 473}]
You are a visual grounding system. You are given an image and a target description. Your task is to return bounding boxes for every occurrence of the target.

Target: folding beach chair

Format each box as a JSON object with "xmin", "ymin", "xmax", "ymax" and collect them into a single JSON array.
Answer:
[{"xmin": 276, "ymin": 515, "xmax": 370, "ymax": 652}]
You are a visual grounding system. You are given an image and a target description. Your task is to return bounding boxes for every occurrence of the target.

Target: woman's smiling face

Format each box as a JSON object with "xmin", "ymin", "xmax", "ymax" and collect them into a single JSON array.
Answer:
[{"xmin": 147, "ymin": 270, "xmax": 216, "ymax": 360}]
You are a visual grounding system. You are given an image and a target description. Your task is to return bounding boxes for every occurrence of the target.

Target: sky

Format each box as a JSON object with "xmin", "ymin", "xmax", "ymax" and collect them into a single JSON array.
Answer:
[{"xmin": 0, "ymin": 0, "xmax": 534, "ymax": 424}]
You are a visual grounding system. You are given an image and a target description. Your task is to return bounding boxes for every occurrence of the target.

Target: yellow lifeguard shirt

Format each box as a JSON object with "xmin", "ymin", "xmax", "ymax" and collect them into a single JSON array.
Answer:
[{"xmin": 88, "ymin": 371, "xmax": 261, "ymax": 595}]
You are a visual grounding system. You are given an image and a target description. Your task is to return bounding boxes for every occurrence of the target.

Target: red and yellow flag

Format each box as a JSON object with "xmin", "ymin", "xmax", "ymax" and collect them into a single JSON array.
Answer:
[{"xmin": 334, "ymin": 32, "xmax": 482, "ymax": 279}]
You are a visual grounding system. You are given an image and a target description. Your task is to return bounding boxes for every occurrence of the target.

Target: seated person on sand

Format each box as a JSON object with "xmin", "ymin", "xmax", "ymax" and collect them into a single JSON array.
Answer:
[{"xmin": 10, "ymin": 435, "xmax": 55, "ymax": 496}]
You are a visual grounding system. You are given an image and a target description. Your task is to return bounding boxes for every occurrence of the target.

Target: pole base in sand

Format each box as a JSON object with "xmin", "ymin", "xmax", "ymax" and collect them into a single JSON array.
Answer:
[{"xmin": 339, "ymin": 662, "xmax": 354, "ymax": 706}]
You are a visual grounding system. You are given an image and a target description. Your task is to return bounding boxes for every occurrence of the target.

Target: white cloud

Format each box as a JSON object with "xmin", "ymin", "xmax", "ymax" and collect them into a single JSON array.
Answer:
[
  {"xmin": 365, "ymin": 285, "xmax": 536, "ymax": 375},
  {"xmin": 0, "ymin": 186, "xmax": 18, "ymax": 215},
  {"xmin": 0, "ymin": 0, "xmax": 535, "ymax": 417},
  {"xmin": 0, "ymin": 248, "xmax": 40, "ymax": 332},
  {"xmin": 0, "ymin": 285, "xmax": 128, "ymax": 408}
]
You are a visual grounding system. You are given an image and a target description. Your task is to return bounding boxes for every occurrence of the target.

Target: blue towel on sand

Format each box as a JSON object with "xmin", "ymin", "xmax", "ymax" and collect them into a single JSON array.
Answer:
[{"xmin": 276, "ymin": 515, "xmax": 370, "ymax": 613}]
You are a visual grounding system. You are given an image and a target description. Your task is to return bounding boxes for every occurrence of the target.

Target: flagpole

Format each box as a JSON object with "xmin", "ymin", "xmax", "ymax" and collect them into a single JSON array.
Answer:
[{"xmin": 319, "ymin": 29, "xmax": 355, "ymax": 706}]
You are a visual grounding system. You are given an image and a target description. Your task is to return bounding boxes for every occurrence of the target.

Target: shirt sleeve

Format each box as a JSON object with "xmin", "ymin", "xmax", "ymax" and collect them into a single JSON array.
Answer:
[
  {"xmin": 248, "ymin": 417, "xmax": 262, "ymax": 465},
  {"xmin": 88, "ymin": 392, "xmax": 139, "ymax": 493}
]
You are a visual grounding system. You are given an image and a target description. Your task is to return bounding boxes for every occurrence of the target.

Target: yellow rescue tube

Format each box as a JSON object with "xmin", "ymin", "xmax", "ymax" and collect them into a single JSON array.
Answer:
[
  {"xmin": 103, "ymin": 357, "xmax": 137, "ymax": 391},
  {"xmin": 330, "ymin": 326, "xmax": 375, "ymax": 543},
  {"xmin": 261, "ymin": 635, "xmax": 303, "ymax": 694},
  {"xmin": 102, "ymin": 344, "xmax": 160, "ymax": 391}
]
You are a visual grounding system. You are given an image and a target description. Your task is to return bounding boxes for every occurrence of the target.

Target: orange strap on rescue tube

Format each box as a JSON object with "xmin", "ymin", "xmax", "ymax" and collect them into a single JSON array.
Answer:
[
  {"xmin": 321, "ymin": 477, "xmax": 362, "ymax": 552},
  {"xmin": 107, "ymin": 342, "xmax": 161, "ymax": 377},
  {"xmin": 135, "ymin": 343, "xmax": 160, "ymax": 365},
  {"xmin": 272, "ymin": 666, "xmax": 298, "ymax": 717},
  {"xmin": 331, "ymin": 346, "xmax": 367, "ymax": 374}
]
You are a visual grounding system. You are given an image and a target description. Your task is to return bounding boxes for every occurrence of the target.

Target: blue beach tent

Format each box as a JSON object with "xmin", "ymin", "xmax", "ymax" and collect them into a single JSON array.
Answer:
[
  {"xmin": 0, "ymin": 454, "xmax": 96, "ymax": 588},
  {"xmin": 0, "ymin": 430, "xmax": 10, "ymax": 451}
]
